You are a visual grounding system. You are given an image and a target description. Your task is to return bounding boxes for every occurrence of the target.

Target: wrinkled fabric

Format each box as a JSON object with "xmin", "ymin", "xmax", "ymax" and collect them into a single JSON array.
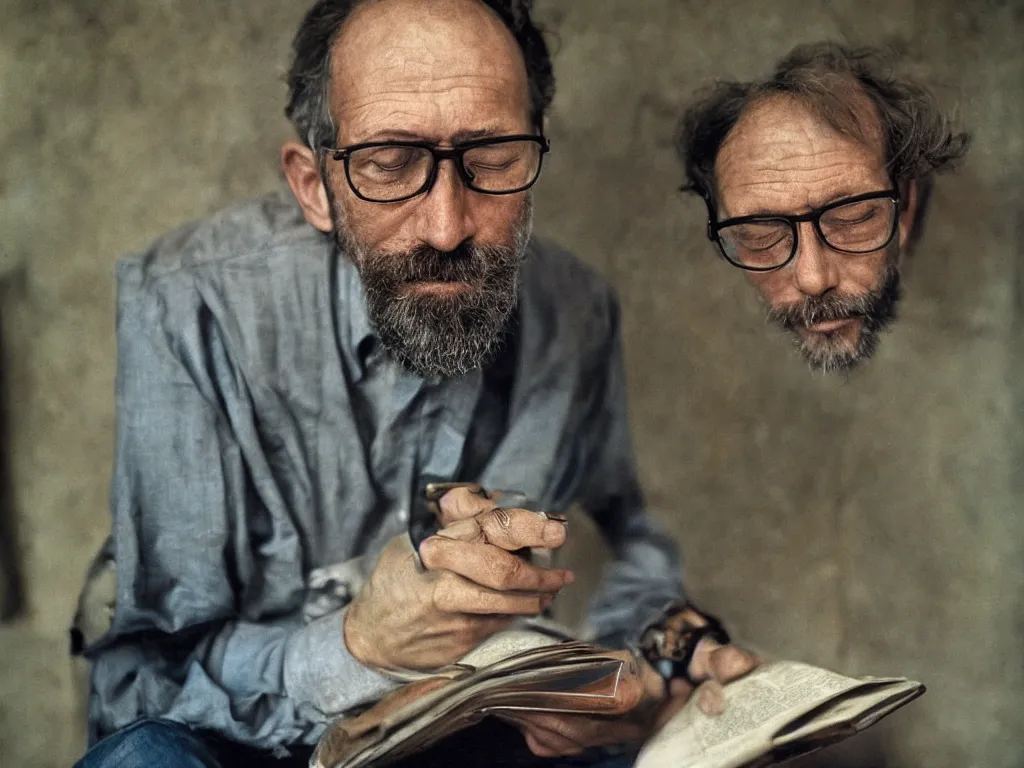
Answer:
[{"xmin": 85, "ymin": 188, "xmax": 685, "ymax": 750}]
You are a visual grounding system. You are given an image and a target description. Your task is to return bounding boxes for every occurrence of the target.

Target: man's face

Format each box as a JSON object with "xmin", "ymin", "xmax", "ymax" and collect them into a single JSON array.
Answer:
[
  {"xmin": 714, "ymin": 96, "xmax": 916, "ymax": 373},
  {"xmin": 324, "ymin": 0, "xmax": 535, "ymax": 378}
]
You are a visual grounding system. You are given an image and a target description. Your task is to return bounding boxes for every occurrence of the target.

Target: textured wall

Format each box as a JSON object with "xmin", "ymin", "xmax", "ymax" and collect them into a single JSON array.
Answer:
[{"xmin": 0, "ymin": 1, "xmax": 1021, "ymax": 766}]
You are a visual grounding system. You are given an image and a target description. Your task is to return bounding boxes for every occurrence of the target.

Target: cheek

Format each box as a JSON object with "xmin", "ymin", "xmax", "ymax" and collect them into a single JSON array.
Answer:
[
  {"xmin": 339, "ymin": 197, "xmax": 411, "ymax": 251},
  {"xmin": 471, "ymin": 194, "xmax": 529, "ymax": 239},
  {"xmin": 746, "ymin": 271, "xmax": 789, "ymax": 307},
  {"xmin": 837, "ymin": 251, "xmax": 889, "ymax": 294}
]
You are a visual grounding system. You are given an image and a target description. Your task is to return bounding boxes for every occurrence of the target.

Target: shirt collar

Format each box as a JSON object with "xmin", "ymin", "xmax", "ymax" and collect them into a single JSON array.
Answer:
[{"xmin": 337, "ymin": 254, "xmax": 377, "ymax": 383}]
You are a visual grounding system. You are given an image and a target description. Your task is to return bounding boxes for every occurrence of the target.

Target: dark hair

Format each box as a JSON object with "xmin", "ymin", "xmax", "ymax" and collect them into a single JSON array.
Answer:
[
  {"xmin": 285, "ymin": 0, "xmax": 555, "ymax": 151},
  {"xmin": 677, "ymin": 42, "xmax": 971, "ymax": 214}
]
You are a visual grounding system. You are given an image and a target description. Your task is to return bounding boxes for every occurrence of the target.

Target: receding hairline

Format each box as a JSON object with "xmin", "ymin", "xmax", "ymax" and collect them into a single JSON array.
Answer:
[
  {"xmin": 327, "ymin": 0, "xmax": 530, "ymax": 129},
  {"xmin": 721, "ymin": 87, "xmax": 886, "ymax": 158},
  {"xmin": 334, "ymin": 0, "xmax": 526, "ymax": 72}
]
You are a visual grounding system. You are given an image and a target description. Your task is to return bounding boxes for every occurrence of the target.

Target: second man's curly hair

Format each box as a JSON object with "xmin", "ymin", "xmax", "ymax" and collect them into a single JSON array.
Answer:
[
  {"xmin": 677, "ymin": 42, "xmax": 971, "ymax": 209},
  {"xmin": 285, "ymin": 0, "xmax": 555, "ymax": 152}
]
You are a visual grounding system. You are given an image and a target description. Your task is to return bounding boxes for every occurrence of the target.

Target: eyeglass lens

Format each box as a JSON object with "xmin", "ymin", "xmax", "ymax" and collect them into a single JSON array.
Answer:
[
  {"xmin": 717, "ymin": 196, "xmax": 897, "ymax": 269},
  {"xmin": 346, "ymin": 140, "xmax": 543, "ymax": 202}
]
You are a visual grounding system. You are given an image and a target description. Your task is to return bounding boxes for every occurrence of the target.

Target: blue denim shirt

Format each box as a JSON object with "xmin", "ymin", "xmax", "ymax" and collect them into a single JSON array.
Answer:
[{"xmin": 85, "ymin": 189, "xmax": 685, "ymax": 749}]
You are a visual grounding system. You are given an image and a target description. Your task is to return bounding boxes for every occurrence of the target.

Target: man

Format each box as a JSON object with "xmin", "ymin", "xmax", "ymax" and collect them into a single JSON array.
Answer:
[
  {"xmin": 74, "ymin": 2, "xmax": 754, "ymax": 767},
  {"xmin": 676, "ymin": 42, "xmax": 970, "ymax": 373}
]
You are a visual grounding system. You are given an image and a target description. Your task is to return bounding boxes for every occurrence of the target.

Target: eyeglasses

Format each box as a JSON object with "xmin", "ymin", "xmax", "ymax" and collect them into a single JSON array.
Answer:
[
  {"xmin": 321, "ymin": 135, "xmax": 550, "ymax": 203},
  {"xmin": 708, "ymin": 189, "xmax": 900, "ymax": 272}
]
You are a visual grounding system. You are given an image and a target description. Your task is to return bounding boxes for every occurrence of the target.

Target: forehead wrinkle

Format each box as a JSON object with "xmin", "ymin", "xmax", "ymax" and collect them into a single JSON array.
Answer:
[
  {"xmin": 725, "ymin": 152, "xmax": 876, "ymax": 189},
  {"xmin": 335, "ymin": 0, "xmax": 525, "ymax": 89},
  {"xmin": 331, "ymin": 1, "xmax": 529, "ymax": 140},
  {"xmin": 716, "ymin": 104, "xmax": 888, "ymax": 216},
  {"xmin": 341, "ymin": 85, "xmax": 525, "ymax": 142},
  {"xmin": 352, "ymin": 38, "xmax": 516, "ymax": 82},
  {"xmin": 343, "ymin": 74, "xmax": 519, "ymax": 104}
]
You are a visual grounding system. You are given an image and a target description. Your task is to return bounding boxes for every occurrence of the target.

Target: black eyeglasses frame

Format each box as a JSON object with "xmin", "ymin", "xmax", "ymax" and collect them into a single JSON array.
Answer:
[
  {"xmin": 705, "ymin": 188, "xmax": 901, "ymax": 272},
  {"xmin": 321, "ymin": 134, "xmax": 551, "ymax": 204}
]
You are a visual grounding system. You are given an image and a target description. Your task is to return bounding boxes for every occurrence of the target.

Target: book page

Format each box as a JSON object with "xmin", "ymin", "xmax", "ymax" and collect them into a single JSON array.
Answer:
[
  {"xmin": 773, "ymin": 678, "xmax": 924, "ymax": 745},
  {"xmin": 457, "ymin": 627, "xmax": 564, "ymax": 669},
  {"xmin": 635, "ymin": 662, "xmax": 863, "ymax": 768}
]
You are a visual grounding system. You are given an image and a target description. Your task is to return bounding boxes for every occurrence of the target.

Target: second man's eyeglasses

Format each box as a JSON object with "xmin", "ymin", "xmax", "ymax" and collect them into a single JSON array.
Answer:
[{"xmin": 709, "ymin": 189, "xmax": 901, "ymax": 271}]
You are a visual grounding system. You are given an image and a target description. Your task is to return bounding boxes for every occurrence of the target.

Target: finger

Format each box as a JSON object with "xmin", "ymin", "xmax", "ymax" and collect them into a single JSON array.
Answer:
[
  {"xmin": 433, "ymin": 507, "xmax": 568, "ymax": 552},
  {"xmin": 500, "ymin": 715, "xmax": 584, "ymax": 758},
  {"xmin": 431, "ymin": 572, "xmax": 558, "ymax": 616},
  {"xmin": 475, "ymin": 507, "xmax": 568, "ymax": 551},
  {"xmin": 419, "ymin": 537, "xmax": 573, "ymax": 593},
  {"xmin": 668, "ymin": 677, "xmax": 694, "ymax": 699},
  {"xmin": 696, "ymin": 680, "xmax": 726, "ymax": 716},
  {"xmin": 437, "ymin": 485, "xmax": 492, "ymax": 526},
  {"xmin": 523, "ymin": 726, "xmax": 584, "ymax": 758},
  {"xmin": 708, "ymin": 645, "xmax": 758, "ymax": 684},
  {"xmin": 654, "ymin": 680, "xmax": 694, "ymax": 731},
  {"xmin": 508, "ymin": 711, "xmax": 638, "ymax": 751},
  {"xmin": 432, "ymin": 516, "xmax": 488, "ymax": 544}
]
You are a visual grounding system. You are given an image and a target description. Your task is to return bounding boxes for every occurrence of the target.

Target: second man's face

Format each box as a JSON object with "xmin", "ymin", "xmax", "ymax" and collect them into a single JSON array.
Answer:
[{"xmin": 713, "ymin": 96, "xmax": 917, "ymax": 372}]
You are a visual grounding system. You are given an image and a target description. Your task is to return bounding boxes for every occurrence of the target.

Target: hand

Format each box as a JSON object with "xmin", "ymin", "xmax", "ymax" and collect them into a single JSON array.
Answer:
[
  {"xmin": 344, "ymin": 491, "xmax": 574, "ymax": 672},
  {"xmin": 671, "ymin": 637, "xmax": 761, "ymax": 717},
  {"xmin": 505, "ymin": 641, "xmax": 759, "ymax": 758},
  {"xmin": 500, "ymin": 649, "xmax": 665, "ymax": 757}
]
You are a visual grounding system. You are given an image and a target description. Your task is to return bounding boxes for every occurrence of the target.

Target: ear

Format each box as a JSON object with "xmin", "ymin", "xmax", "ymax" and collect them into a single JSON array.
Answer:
[
  {"xmin": 281, "ymin": 141, "xmax": 333, "ymax": 233},
  {"xmin": 896, "ymin": 179, "xmax": 919, "ymax": 251}
]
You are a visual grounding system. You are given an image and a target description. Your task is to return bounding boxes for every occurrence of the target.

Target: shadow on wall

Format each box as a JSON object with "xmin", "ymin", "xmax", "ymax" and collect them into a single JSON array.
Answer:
[{"xmin": 0, "ymin": 266, "xmax": 26, "ymax": 622}]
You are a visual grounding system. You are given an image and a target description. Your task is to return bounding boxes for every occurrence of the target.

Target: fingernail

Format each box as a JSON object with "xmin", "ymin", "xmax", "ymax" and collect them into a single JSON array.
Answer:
[{"xmin": 561, "ymin": 569, "xmax": 576, "ymax": 585}]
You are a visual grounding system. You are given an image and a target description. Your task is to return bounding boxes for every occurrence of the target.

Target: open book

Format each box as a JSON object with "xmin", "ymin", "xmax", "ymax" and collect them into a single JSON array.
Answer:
[
  {"xmin": 311, "ymin": 626, "xmax": 923, "ymax": 768},
  {"xmin": 634, "ymin": 660, "xmax": 924, "ymax": 768}
]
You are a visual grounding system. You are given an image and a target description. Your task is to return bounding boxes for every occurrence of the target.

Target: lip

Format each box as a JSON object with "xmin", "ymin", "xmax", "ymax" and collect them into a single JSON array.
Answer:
[
  {"xmin": 405, "ymin": 280, "xmax": 472, "ymax": 295},
  {"xmin": 807, "ymin": 318, "xmax": 857, "ymax": 333}
]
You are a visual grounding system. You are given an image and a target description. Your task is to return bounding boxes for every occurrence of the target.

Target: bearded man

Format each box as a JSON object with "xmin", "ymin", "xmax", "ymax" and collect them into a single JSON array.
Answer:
[
  {"xmin": 74, "ymin": 2, "xmax": 755, "ymax": 767},
  {"xmin": 677, "ymin": 42, "xmax": 970, "ymax": 372}
]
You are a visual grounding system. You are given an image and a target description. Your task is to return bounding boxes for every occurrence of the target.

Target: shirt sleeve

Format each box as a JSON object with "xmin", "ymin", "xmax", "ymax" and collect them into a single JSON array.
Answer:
[
  {"xmin": 576, "ymin": 291, "xmax": 687, "ymax": 647},
  {"xmin": 85, "ymin": 262, "xmax": 397, "ymax": 749}
]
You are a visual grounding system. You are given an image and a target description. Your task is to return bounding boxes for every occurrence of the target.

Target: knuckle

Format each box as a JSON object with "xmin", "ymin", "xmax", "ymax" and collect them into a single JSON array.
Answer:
[
  {"xmin": 714, "ymin": 646, "xmax": 744, "ymax": 677},
  {"xmin": 498, "ymin": 557, "xmax": 525, "ymax": 591},
  {"xmin": 478, "ymin": 507, "xmax": 513, "ymax": 539},
  {"xmin": 438, "ymin": 489, "xmax": 464, "ymax": 521},
  {"xmin": 442, "ymin": 486, "xmax": 471, "ymax": 504},
  {"xmin": 441, "ymin": 485, "xmax": 488, "ymax": 523},
  {"xmin": 418, "ymin": 537, "xmax": 443, "ymax": 569}
]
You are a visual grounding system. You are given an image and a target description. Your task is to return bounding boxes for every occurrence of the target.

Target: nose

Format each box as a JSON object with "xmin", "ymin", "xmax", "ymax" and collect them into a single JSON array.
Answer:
[
  {"xmin": 412, "ymin": 159, "xmax": 477, "ymax": 252},
  {"xmin": 792, "ymin": 221, "xmax": 840, "ymax": 297}
]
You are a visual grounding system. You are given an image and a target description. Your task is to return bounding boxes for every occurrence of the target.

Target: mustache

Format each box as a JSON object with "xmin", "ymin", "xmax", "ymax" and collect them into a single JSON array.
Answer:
[
  {"xmin": 366, "ymin": 242, "xmax": 510, "ymax": 286},
  {"xmin": 766, "ymin": 268, "xmax": 902, "ymax": 331},
  {"xmin": 767, "ymin": 292, "xmax": 872, "ymax": 329}
]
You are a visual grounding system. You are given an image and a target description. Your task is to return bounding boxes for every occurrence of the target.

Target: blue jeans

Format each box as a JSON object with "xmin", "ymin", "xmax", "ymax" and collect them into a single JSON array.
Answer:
[{"xmin": 75, "ymin": 718, "xmax": 636, "ymax": 768}]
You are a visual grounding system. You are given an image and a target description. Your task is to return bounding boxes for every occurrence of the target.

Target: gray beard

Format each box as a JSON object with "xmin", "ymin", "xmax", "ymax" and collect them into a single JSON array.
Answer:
[
  {"xmin": 332, "ymin": 198, "xmax": 533, "ymax": 379},
  {"xmin": 765, "ymin": 263, "xmax": 903, "ymax": 374}
]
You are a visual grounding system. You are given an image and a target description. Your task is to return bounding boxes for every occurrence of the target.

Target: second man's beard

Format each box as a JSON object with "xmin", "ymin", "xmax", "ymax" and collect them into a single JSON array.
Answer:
[{"xmin": 765, "ymin": 264, "xmax": 902, "ymax": 374}]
